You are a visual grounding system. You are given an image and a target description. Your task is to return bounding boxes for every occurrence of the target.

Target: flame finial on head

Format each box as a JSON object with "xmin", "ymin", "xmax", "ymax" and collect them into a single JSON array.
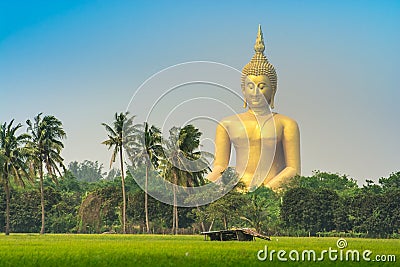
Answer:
[{"xmin": 254, "ymin": 24, "xmax": 265, "ymax": 53}]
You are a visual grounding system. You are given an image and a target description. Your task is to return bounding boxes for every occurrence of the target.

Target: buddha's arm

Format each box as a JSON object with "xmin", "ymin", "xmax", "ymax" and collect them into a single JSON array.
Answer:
[
  {"xmin": 206, "ymin": 123, "xmax": 231, "ymax": 182},
  {"xmin": 266, "ymin": 119, "xmax": 301, "ymax": 190}
]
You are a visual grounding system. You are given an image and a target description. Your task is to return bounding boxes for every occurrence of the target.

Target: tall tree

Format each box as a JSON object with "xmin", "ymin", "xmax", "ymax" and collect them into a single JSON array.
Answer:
[
  {"xmin": 102, "ymin": 112, "xmax": 136, "ymax": 234},
  {"xmin": 158, "ymin": 125, "xmax": 209, "ymax": 234},
  {"xmin": 68, "ymin": 160, "xmax": 105, "ymax": 182},
  {"xmin": 0, "ymin": 120, "xmax": 31, "ymax": 235},
  {"xmin": 126, "ymin": 122, "xmax": 162, "ymax": 233},
  {"xmin": 26, "ymin": 113, "xmax": 66, "ymax": 234}
]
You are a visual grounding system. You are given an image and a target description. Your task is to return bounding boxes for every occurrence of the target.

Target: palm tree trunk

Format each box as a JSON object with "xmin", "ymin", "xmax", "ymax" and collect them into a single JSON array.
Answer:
[
  {"xmin": 175, "ymin": 205, "xmax": 179, "ymax": 235},
  {"xmin": 145, "ymin": 164, "xmax": 150, "ymax": 233},
  {"xmin": 172, "ymin": 185, "xmax": 176, "ymax": 234},
  {"xmin": 4, "ymin": 174, "xmax": 10, "ymax": 236},
  {"xmin": 173, "ymin": 172, "xmax": 178, "ymax": 235},
  {"xmin": 223, "ymin": 215, "xmax": 227, "ymax": 230},
  {"xmin": 39, "ymin": 164, "xmax": 45, "ymax": 235},
  {"xmin": 196, "ymin": 206, "xmax": 205, "ymax": 232},
  {"xmin": 119, "ymin": 147, "xmax": 126, "ymax": 234},
  {"xmin": 208, "ymin": 219, "xmax": 214, "ymax": 232}
]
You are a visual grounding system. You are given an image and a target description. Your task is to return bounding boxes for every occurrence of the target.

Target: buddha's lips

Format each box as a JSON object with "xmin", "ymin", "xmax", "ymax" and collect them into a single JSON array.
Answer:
[{"xmin": 249, "ymin": 97, "xmax": 266, "ymax": 103}]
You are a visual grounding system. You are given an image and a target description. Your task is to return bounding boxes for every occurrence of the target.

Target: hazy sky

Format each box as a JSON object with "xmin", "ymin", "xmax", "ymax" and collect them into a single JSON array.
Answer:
[{"xmin": 1, "ymin": 0, "xmax": 399, "ymax": 184}]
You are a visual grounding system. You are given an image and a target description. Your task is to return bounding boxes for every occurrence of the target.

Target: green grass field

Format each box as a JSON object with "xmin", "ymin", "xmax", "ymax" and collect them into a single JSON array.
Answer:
[{"xmin": 0, "ymin": 234, "xmax": 398, "ymax": 266}]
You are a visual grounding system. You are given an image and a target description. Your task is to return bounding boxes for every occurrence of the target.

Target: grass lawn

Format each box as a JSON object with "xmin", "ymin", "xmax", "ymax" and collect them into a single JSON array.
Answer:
[{"xmin": 0, "ymin": 234, "xmax": 398, "ymax": 266}]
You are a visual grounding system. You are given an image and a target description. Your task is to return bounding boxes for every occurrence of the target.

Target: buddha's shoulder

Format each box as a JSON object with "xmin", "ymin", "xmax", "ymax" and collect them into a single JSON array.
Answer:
[
  {"xmin": 218, "ymin": 112, "xmax": 299, "ymax": 127},
  {"xmin": 217, "ymin": 112, "xmax": 254, "ymax": 126},
  {"xmin": 218, "ymin": 113, "xmax": 243, "ymax": 124},
  {"xmin": 273, "ymin": 113, "xmax": 299, "ymax": 128}
]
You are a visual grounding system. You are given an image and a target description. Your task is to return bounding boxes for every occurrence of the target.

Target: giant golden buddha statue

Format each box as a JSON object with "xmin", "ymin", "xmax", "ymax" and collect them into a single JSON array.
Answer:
[{"xmin": 207, "ymin": 25, "xmax": 301, "ymax": 191}]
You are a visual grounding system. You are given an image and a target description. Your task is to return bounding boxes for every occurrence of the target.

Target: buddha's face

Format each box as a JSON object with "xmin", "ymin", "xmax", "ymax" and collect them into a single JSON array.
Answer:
[{"xmin": 243, "ymin": 75, "xmax": 274, "ymax": 109}]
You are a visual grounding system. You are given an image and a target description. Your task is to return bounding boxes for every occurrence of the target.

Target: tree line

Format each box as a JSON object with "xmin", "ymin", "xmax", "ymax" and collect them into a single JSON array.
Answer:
[
  {"xmin": 1, "ymin": 112, "xmax": 399, "ymax": 237},
  {"xmin": 0, "ymin": 114, "xmax": 65, "ymax": 235}
]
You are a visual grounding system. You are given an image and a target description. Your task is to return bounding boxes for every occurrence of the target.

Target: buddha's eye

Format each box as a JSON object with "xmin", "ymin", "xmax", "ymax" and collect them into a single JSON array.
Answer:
[
  {"xmin": 258, "ymin": 83, "xmax": 266, "ymax": 90},
  {"xmin": 247, "ymin": 83, "xmax": 255, "ymax": 90}
]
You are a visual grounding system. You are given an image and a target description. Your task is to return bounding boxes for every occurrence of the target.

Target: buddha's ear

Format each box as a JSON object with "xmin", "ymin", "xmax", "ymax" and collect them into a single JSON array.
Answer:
[
  {"xmin": 270, "ymin": 90, "xmax": 276, "ymax": 109},
  {"xmin": 241, "ymin": 86, "xmax": 247, "ymax": 108}
]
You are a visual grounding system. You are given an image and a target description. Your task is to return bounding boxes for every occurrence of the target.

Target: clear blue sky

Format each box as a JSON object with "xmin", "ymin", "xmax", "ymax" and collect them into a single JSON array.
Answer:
[{"xmin": 1, "ymin": 0, "xmax": 399, "ymax": 184}]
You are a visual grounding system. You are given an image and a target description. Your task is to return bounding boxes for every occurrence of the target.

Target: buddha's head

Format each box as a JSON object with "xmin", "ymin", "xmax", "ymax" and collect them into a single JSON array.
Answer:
[{"xmin": 241, "ymin": 25, "xmax": 277, "ymax": 109}]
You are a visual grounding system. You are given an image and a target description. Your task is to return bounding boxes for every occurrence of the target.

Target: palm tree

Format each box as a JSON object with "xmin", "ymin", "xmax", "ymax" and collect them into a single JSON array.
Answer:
[
  {"xmin": 102, "ymin": 112, "xmax": 136, "ymax": 234},
  {"xmin": 26, "ymin": 113, "xmax": 66, "ymax": 235},
  {"xmin": 0, "ymin": 120, "xmax": 31, "ymax": 235},
  {"xmin": 158, "ymin": 125, "xmax": 210, "ymax": 234},
  {"xmin": 125, "ymin": 122, "xmax": 162, "ymax": 233}
]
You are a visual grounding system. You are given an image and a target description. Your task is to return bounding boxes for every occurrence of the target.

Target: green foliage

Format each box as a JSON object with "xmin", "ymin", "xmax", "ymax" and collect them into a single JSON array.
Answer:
[
  {"xmin": 241, "ymin": 186, "xmax": 280, "ymax": 234},
  {"xmin": 9, "ymin": 189, "xmax": 41, "ymax": 233},
  {"xmin": 285, "ymin": 171, "xmax": 359, "ymax": 197},
  {"xmin": 0, "ymin": 184, "xmax": 81, "ymax": 234},
  {"xmin": 127, "ymin": 189, "xmax": 172, "ymax": 232},
  {"xmin": 346, "ymin": 189, "xmax": 400, "ymax": 237},
  {"xmin": 78, "ymin": 185, "xmax": 124, "ymax": 233},
  {"xmin": 379, "ymin": 171, "xmax": 400, "ymax": 192},
  {"xmin": 197, "ymin": 185, "xmax": 248, "ymax": 230},
  {"xmin": 101, "ymin": 112, "xmax": 137, "ymax": 169},
  {"xmin": 57, "ymin": 171, "xmax": 82, "ymax": 193},
  {"xmin": 158, "ymin": 125, "xmax": 210, "ymax": 187},
  {"xmin": 281, "ymin": 172, "xmax": 400, "ymax": 237},
  {"xmin": 157, "ymin": 125, "xmax": 211, "ymax": 234},
  {"xmin": 0, "ymin": 162, "xmax": 399, "ymax": 237},
  {"xmin": 68, "ymin": 160, "xmax": 105, "ymax": 182},
  {"xmin": 0, "ymin": 120, "xmax": 31, "ymax": 185},
  {"xmin": 281, "ymin": 187, "xmax": 313, "ymax": 234},
  {"xmin": 125, "ymin": 122, "xmax": 162, "ymax": 169},
  {"xmin": 104, "ymin": 168, "xmax": 121, "ymax": 181},
  {"xmin": 0, "ymin": 119, "xmax": 31, "ymax": 235},
  {"xmin": 47, "ymin": 190, "xmax": 81, "ymax": 233},
  {"xmin": 124, "ymin": 122, "xmax": 162, "ymax": 233},
  {"xmin": 0, "ymin": 190, "xmax": 5, "ymax": 231},
  {"xmin": 26, "ymin": 113, "xmax": 66, "ymax": 179},
  {"xmin": 281, "ymin": 187, "xmax": 340, "ymax": 235},
  {"xmin": 26, "ymin": 113, "xmax": 66, "ymax": 234},
  {"xmin": 102, "ymin": 112, "xmax": 138, "ymax": 234}
]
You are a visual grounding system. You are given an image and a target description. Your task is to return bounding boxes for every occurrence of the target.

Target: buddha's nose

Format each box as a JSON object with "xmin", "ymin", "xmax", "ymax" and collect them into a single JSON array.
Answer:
[{"xmin": 252, "ymin": 87, "xmax": 261, "ymax": 96}]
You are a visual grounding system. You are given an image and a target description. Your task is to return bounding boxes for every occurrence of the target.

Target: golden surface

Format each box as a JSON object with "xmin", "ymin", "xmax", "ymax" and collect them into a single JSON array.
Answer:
[{"xmin": 207, "ymin": 25, "xmax": 301, "ymax": 190}]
